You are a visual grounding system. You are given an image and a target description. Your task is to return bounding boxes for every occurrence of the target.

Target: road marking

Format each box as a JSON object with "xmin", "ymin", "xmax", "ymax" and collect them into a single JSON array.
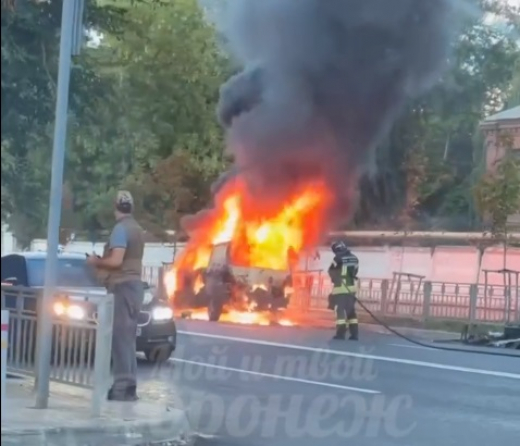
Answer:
[
  {"xmin": 193, "ymin": 433, "xmax": 220, "ymax": 440},
  {"xmin": 388, "ymin": 343, "xmax": 434, "ymax": 350},
  {"xmin": 170, "ymin": 358, "xmax": 380, "ymax": 394},
  {"xmin": 177, "ymin": 330, "xmax": 520, "ymax": 380}
]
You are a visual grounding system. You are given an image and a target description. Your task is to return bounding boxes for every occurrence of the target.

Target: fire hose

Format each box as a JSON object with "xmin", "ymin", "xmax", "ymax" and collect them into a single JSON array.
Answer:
[
  {"xmin": 353, "ymin": 296, "xmax": 519, "ymax": 358},
  {"xmin": 197, "ymin": 156, "xmax": 518, "ymax": 357}
]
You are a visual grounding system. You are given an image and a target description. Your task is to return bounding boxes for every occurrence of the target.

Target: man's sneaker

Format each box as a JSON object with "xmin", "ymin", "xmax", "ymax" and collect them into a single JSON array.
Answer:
[{"xmin": 107, "ymin": 385, "xmax": 138, "ymax": 402}]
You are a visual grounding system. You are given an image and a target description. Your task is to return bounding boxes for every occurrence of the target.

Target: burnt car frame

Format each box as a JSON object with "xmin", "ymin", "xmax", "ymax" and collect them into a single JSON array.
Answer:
[{"xmin": 175, "ymin": 242, "xmax": 293, "ymax": 322}]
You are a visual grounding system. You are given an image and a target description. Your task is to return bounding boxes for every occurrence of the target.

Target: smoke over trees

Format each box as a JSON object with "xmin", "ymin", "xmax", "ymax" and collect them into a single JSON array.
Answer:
[{"xmin": 207, "ymin": 0, "xmax": 472, "ymax": 230}]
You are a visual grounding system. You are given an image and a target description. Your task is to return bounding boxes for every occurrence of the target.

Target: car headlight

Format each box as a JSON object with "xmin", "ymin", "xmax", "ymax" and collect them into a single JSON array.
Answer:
[
  {"xmin": 152, "ymin": 306, "xmax": 173, "ymax": 321},
  {"xmin": 53, "ymin": 302, "xmax": 86, "ymax": 320}
]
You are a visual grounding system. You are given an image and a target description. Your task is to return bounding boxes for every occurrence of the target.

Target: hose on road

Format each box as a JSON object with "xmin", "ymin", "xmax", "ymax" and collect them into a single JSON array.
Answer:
[{"xmin": 354, "ymin": 297, "xmax": 520, "ymax": 358}]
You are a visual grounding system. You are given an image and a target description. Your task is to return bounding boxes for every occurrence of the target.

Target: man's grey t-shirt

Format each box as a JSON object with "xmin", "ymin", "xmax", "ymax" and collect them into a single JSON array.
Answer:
[
  {"xmin": 107, "ymin": 217, "xmax": 144, "ymax": 284},
  {"xmin": 109, "ymin": 223, "xmax": 128, "ymax": 250}
]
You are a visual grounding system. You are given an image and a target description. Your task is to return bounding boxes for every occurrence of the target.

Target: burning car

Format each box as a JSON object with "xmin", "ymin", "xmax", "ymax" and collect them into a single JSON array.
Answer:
[
  {"xmin": 173, "ymin": 241, "xmax": 293, "ymax": 322},
  {"xmin": 164, "ymin": 182, "xmax": 327, "ymax": 326}
]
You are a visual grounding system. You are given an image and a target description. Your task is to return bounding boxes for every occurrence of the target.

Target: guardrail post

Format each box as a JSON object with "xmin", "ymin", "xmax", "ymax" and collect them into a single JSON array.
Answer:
[
  {"xmin": 380, "ymin": 279, "xmax": 389, "ymax": 315},
  {"xmin": 91, "ymin": 294, "xmax": 114, "ymax": 417},
  {"xmin": 504, "ymin": 284, "xmax": 511, "ymax": 325},
  {"xmin": 423, "ymin": 281, "xmax": 432, "ymax": 321},
  {"xmin": 514, "ymin": 276, "xmax": 520, "ymax": 324},
  {"xmin": 469, "ymin": 284, "xmax": 477, "ymax": 324},
  {"xmin": 33, "ymin": 292, "xmax": 44, "ymax": 391},
  {"xmin": 158, "ymin": 266, "xmax": 166, "ymax": 300},
  {"xmin": 1, "ymin": 310, "xmax": 9, "ymax": 421}
]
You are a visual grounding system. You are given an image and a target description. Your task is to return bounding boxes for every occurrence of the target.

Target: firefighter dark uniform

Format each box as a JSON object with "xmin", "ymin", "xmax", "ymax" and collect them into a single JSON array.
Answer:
[{"xmin": 328, "ymin": 241, "xmax": 359, "ymax": 340}]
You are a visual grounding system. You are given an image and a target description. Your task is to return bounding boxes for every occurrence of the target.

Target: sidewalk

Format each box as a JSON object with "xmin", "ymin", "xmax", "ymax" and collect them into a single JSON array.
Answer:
[{"xmin": 1, "ymin": 377, "xmax": 192, "ymax": 446}]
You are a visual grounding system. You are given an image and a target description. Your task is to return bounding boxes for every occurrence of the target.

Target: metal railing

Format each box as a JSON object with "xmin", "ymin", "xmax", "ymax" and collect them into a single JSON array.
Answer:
[
  {"xmin": 144, "ymin": 264, "xmax": 519, "ymax": 325},
  {"xmin": 0, "ymin": 285, "xmax": 114, "ymax": 416},
  {"xmin": 1, "ymin": 310, "xmax": 8, "ymax": 421},
  {"xmin": 292, "ymin": 272, "xmax": 520, "ymax": 325}
]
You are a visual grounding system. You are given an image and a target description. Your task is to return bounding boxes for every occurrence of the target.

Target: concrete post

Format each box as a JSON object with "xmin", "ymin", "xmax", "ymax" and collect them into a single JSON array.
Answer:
[{"xmin": 91, "ymin": 295, "xmax": 114, "ymax": 417}]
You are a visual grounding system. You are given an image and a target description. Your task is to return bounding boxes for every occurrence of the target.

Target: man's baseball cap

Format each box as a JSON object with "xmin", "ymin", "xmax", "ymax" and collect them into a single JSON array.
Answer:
[{"xmin": 115, "ymin": 190, "xmax": 134, "ymax": 214}]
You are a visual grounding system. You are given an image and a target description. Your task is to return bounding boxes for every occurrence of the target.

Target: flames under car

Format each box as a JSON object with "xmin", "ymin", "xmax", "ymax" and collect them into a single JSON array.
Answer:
[{"xmin": 173, "ymin": 242, "xmax": 293, "ymax": 322}]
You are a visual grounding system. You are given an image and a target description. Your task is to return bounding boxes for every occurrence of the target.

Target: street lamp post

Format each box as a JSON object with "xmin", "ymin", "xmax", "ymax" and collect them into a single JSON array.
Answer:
[{"xmin": 35, "ymin": 0, "xmax": 85, "ymax": 409}]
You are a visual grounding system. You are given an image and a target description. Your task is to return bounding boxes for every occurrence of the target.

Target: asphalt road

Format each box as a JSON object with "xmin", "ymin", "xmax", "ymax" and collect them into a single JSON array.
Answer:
[{"xmin": 137, "ymin": 321, "xmax": 520, "ymax": 446}]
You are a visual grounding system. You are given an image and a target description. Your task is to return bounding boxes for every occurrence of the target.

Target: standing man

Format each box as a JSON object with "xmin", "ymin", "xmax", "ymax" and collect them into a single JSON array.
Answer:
[
  {"xmin": 327, "ymin": 240, "xmax": 359, "ymax": 341},
  {"xmin": 87, "ymin": 190, "xmax": 145, "ymax": 401}
]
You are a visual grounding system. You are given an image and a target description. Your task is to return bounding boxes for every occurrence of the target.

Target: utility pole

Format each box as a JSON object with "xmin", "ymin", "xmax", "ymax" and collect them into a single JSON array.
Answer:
[{"xmin": 35, "ymin": 0, "xmax": 85, "ymax": 409}]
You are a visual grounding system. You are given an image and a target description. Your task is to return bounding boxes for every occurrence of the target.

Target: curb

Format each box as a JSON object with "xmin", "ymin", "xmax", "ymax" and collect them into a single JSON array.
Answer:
[
  {"xmin": 2, "ymin": 378, "xmax": 193, "ymax": 446},
  {"xmin": 1, "ymin": 410, "xmax": 193, "ymax": 446}
]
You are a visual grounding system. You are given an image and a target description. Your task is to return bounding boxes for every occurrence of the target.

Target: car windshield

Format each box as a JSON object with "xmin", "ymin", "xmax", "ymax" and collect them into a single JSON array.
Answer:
[{"xmin": 26, "ymin": 258, "xmax": 100, "ymax": 288}]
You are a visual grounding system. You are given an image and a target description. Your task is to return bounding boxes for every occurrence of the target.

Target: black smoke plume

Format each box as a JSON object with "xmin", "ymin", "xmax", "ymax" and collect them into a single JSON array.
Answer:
[{"xmin": 184, "ymin": 0, "xmax": 472, "ymax": 234}]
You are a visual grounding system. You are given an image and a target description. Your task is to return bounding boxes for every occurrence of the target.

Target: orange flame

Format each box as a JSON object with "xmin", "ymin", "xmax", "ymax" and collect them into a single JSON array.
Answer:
[
  {"xmin": 181, "ymin": 308, "xmax": 295, "ymax": 327},
  {"xmin": 166, "ymin": 179, "xmax": 332, "ymax": 325}
]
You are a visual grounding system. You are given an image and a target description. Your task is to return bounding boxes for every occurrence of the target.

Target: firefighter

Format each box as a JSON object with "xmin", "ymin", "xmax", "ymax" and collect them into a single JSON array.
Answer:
[{"xmin": 328, "ymin": 240, "xmax": 359, "ymax": 340}]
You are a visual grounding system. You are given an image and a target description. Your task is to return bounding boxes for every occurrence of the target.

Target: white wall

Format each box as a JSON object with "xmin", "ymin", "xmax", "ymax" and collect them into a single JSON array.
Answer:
[
  {"xmin": 29, "ymin": 239, "xmax": 185, "ymax": 267},
  {"xmin": 2, "ymin": 230, "xmax": 519, "ymax": 284},
  {"xmin": 302, "ymin": 245, "xmax": 520, "ymax": 284},
  {"xmin": 1, "ymin": 226, "xmax": 17, "ymax": 255}
]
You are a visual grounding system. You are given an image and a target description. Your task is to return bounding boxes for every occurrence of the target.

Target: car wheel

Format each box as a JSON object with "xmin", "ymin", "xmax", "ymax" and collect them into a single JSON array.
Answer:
[{"xmin": 144, "ymin": 345, "xmax": 174, "ymax": 363}]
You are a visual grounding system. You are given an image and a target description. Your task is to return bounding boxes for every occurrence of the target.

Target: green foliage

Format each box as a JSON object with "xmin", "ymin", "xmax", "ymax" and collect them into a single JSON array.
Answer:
[
  {"xmin": 357, "ymin": 0, "xmax": 520, "ymax": 230},
  {"xmin": 1, "ymin": 0, "xmax": 230, "ymax": 245},
  {"xmin": 111, "ymin": 0, "xmax": 230, "ymax": 159},
  {"xmin": 66, "ymin": 0, "xmax": 230, "ymax": 235},
  {"xmin": 1, "ymin": 140, "xmax": 16, "ymax": 219},
  {"xmin": 120, "ymin": 150, "xmax": 227, "ymax": 240},
  {"xmin": 507, "ymin": 59, "xmax": 520, "ymax": 107},
  {"xmin": 2, "ymin": 0, "xmax": 519, "ymax": 247},
  {"xmin": 1, "ymin": 0, "xmax": 129, "ymax": 244},
  {"xmin": 474, "ymin": 143, "xmax": 520, "ymax": 238}
]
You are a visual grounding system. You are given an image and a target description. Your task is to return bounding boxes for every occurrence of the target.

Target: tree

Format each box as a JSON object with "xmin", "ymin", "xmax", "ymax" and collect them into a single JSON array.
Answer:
[
  {"xmin": 109, "ymin": 0, "xmax": 230, "ymax": 160},
  {"xmin": 8, "ymin": 0, "xmax": 517, "ymax": 243},
  {"xmin": 1, "ymin": 140, "xmax": 16, "ymax": 220},
  {"xmin": 506, "ymin": 59, "xmax": 520, "ymax": 107},
  {"xmin": 355, "ymin": 0, "xmax": 520, "ymax": 230},
  {"xmin": 72, "ymin": 0, "xmax": 231, "ymax": 235},
  {"xmin": 474, "ymin": 144, "xmax": 520, "ymax": 240},
  {"xmin": 118, "ymin": 150, "xmax": 226, "ymax": 240},
  {"xmin": 1, "ymin": 0, "xmax": 130, "ymax": 244},
  {"xmin": 473, "ymin": 139, "xmax": 520, "ymax": 308},
  {"xmin": 1, "ymin": 0, "xmax": 229, "ymax": 245}
]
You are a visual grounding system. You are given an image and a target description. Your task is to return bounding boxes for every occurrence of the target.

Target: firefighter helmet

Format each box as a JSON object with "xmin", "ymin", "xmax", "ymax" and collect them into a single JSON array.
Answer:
[{"xmin": 331, "ymin": 240, "xmax": 348, "ymax": 254}]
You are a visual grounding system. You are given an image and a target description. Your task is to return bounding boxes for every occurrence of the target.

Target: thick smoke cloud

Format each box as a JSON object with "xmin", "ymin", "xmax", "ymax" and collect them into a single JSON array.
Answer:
[{"xmin": 186, "ymin": 0, "xmax": 472, "ymax": 233}]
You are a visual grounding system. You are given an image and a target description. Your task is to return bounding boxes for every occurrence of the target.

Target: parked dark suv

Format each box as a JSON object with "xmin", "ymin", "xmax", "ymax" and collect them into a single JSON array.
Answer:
[{"xmin": 1, "ymin": 251, "xmax": 176, "ymax": 363}]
